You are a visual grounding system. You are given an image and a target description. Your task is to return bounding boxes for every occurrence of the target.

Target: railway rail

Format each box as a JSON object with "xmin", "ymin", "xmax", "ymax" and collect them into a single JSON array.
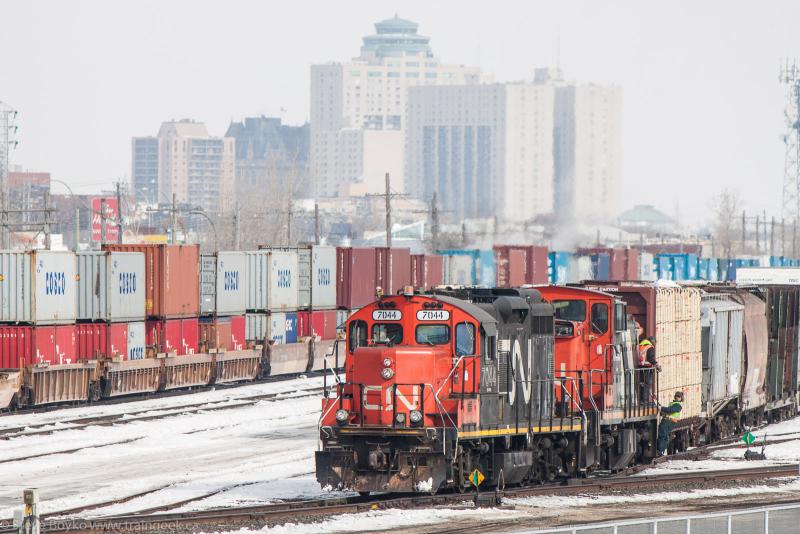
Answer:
[{"xmin": 5, "ymin": 463, "xmax": 798, "ymax": 533}]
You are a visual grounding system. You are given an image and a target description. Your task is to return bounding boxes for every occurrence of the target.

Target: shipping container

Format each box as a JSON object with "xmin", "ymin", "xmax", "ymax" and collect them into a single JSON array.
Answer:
[
  {"xmin": 700, "ymin": 295, "xmax": 744, "ymax": 407},
  {"xmin": 548, "ymin": 252, "xmax": 571, "ymax": 285},
  {"xmin": 375, "ymin": 247, "xmax": 411, "ymax": 295},
  {"xmin": 311, "ymin": 310, "xmax": 338, "ymax": 340},
  {"xmin": 4, "ymin": 325, "xmax": 80, "ymax": 366},
  {"xmin": 760, "ymin": 286, "xmax": 800, "ymax": 403},
  {"xmin": 0, "ymin": 325, "xmax": 33, "ymax": 368},
  {"xmin": 200, "ymin": 252, "xmax": 247, "ymax": 316},
  {"xmin": 76, "ymin": 322, "xmax": 128, "ymax": 359},
  {"xmin": 245, "ymin": 250, "xmax": 300, "ymax": 312},
  {"xmin": 285, "ymin": 312, "xmax": 298, "ymax": 343},
  {"xmin": 146, "ymin": 318, "xmax": 198, "ymax": 355},
  {"xmin": 258, "ymin": 246, "xmax": 311, "ymax": 308},
  {"xmin": 494, "ymin": 246, "xmax": 527, "ymax": 287},
  {"xmin": 0, "ymin": 250, "xmax": 77, "ymax": 325},
  {"xmin": 311, "ymin": 246, "xmax": 337, "ymax": 309},
  {"xmin": 656, "ymin": 255, "xmax": 673, "ymax": 280},
  {"xmin": 624, "ymin": 249, "xmax": 640, "ymax": 280},
  {"xmin": 336, "ymin": 247, "xmax": 377, "ymax": 309},
  {"xmin": 297, "ymin": 310, "xmax": 311, "ymax": 337},
  {"xmin": 269, "ymin": 312, "xmax": 288, "ymax": 344},
  {"xmin": 590, "ymin": 253, "xmax": 611, "ymax": 280},
  {"xmin": 198, "ymin": 316, "xmax": 245, "ymax": 352},
  {"xmin": 77, "ymin": 251, "xmax": 146, "ymax": 323},
  {"xmin": 127, "ymin": 321, "xmax": 145, "ymax": 360},
  {"xmin": 438, "ymin": 249, "xmax": 495, "ymax": 286},
  {"xmin": 569, "ymin": 256, "xmax": 593, "ymax": 283},
  {"xmin": 103, "ymin": 244, "xmax": 200, "ymax": 318},
  {"xmin": 579, "ymin": 281, "xmax": 703, "ymax": 420},
  {"xmin": 411, "ymin": 254, "xmax": 444, "ymax": 289},
  {"xmin": 335, "ymin": 309, "xmax": 350, "ymax": 335},
  {"xmin": 245, "ymin": 312, "xmax": 268, "ymax": 342},
  {"xmin": 639, "ymin": 252, "xmax": 656, "ymax": 281},
  {"xmin": 707, "ymin": 259, "xmax": 719, "ymax": 282},
  {"xmin": 579, "ymin": 248, "xmax": 627, "ymax": 280}
]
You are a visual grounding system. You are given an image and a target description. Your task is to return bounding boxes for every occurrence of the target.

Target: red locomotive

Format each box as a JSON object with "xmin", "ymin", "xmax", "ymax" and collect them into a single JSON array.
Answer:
[{"xmin": 316, "ymin": 286, "xmax": 659, "ymax": 494}]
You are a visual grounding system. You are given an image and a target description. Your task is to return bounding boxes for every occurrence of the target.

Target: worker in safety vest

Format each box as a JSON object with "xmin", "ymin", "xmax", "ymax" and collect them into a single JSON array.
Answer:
[
  {"xmin": 638, "ymin": 336, "xmax": 660, "ymax": 402},
  {"xmin": 657, "ymin": 391, "xmax": 684, "ymax": 455}
]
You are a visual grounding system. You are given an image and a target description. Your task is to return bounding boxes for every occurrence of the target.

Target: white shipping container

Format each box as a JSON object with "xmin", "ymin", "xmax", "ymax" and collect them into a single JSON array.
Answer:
[
  {"xmin": 200, "ymin": 254, "xmax": 216, "ymax": 315},
  {"xmin": 216, "ymin": 252, "xmax": 247, "ymax": 316},
  {"xmin": 0, "ymin": 251, "xmax": 77, "ymax": 324},
  {"xmin": 246, "ymin": 313, "xmax": 268, "ymax": 341},
  {"xmin": 639, "ymin": 252, "xmax": 656, "ymax": 281},
  {"xmin": 443, "ymin": 255, "xmax": 473, "ymax": 285},
  {"xmin": 77, "ymin": 251, "xmax": 146, "ymax": 322},
  {"xmin": 127, "ymin": 321, "xmax": 146, "ymax": 360},
  {"xmin": 311, "ymin": 246, "xmax": 337, "ymax": 309},
  {"xmin": 246, "ymin": 250, "xmax": 300, "ymax": 311},
  {"xmin": 269, "ymin": 312, "xmax": 287, "ymax": 344}
]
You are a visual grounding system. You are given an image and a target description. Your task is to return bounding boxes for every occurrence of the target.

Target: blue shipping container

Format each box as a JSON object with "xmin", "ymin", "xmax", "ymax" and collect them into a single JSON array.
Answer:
[
  {"xmin": 437, "ymin": 249, "xmax": 496, "ymax": 286},
  {"xmin": 591, "ymin": 253, "xmax": 611, "ymax": 280},
  {"xmin": 671, "ymin": 255, "xmax": 687, "ymax": 281},
  {"xmin": 698, "ymin": 258, "xmax": 710, "ymax": 280},
  {"xmin": 708, "ymin": 259, "xmax": 719, "ymax": 282},
  {"xmin": 284, "ymin": 312, "xmax": 298, "ymax": 344},
  {"xmin": 548, "ymin": 252, "xmax": 571, "ymax": 285},
  {"xmin": 686, "ymin": 254, "xmax": 698, "ymax": 279},
  {"xmin": 656, "ymin": 255, "xmax": 673, "ymax": 280}
]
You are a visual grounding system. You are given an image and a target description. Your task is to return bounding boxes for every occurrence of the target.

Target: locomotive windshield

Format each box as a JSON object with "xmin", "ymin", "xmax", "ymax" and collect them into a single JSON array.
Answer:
[
  {"xmin": 553, "ymin": 300, "xmax": 586, "ymax": 322},
  {"xmin": 455, "ymin": 323, "xmax": 475, "ymax": 355},
  {"xmin": 416, "ymin": 324, "xmax": 449, "ymax": 345},
  {"xmin": 372, "ymin": 323, "xmax": 403, "ymax": 345}
]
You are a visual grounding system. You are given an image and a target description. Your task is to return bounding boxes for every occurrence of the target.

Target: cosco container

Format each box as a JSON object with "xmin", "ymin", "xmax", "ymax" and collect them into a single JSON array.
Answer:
[
  {"xmin": 336, "ymin": 247, "xmax": 377, "ymax": 309},
  {"xmin": 438, "ymin": 249, "xmax": 495, "ymax": 286},
  {"xmin": 127, "ymin": 321, "xmax": 146, "ymax": 360},
  {"xmin": 311, "ymin": 246, "xmax": 337, "ymax": 309},
  {"xmin": 375, "ymin": 247, "xmax": 412, "ymax": 296},
  {"xmin": 103, "ymin": 244, "xmax": 200, "ymax": 318},
  {"xmin": 77, "ymin": 251, "xmax": 146, "ymax": 322},
  {"xmin": 245, "ymin": 250, "xmax": 300, "ymax": 312},
  {"xmin": 76, "ymin": 322, "xmax": 128, "ymax": 359},
  {"xmin": 200, "ymin": 252, "xmax": 247, "ymax": 316},
  {"xmin": 259, "ymin": 246, "xmax": 312, "ymax": 309},
  {"xmin": 0, "ymin": 250, "xmax": 77, "ymax": 324},
  {"xmin": 245, "ymin": 312, "xmax": 268, "ymax": 342}
]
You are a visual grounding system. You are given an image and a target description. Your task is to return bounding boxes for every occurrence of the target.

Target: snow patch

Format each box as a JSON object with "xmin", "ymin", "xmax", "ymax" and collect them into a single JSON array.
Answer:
[{"xmin": 415, "ymin": 477, "xmax": 433, "ymax": 493}]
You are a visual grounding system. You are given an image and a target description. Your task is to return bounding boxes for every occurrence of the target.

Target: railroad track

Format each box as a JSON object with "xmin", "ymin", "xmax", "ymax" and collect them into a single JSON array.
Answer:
[
  {"xmin": 5, "ymin": 463, "xmax": 797, "ymax": 533},
  {"xmin": 0, "ymin": 386, "xmax": 324, "ymax": 441}
]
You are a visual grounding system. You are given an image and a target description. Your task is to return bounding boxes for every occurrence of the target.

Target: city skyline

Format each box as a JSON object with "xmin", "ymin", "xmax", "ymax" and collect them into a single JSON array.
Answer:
[{"xmin": 1, "ymin": 0, "xmax": 798, "ymax": 225}]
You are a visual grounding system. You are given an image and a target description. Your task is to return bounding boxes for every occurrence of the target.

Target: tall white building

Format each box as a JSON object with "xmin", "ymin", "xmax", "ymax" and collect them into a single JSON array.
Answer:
[
  {"xmin": 553, "ymin": 76, "xmax": 622, "ymax": 221},
  {"xmin": 406, "ymin": 83, "xmax": 556, "ymax": 221},
  {"xmin": 132, "ymin": 120, "xmax": 235, "ymax": 213},
  {"xmin": 310, "ymin": 15, "xmax": 483, "ymax": 198}
]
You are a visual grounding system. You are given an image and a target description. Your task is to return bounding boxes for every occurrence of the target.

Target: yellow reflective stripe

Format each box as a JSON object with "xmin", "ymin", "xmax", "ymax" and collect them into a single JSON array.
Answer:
[{"xmin": 458, "ymin": 424, "xmax": 582, "ymax": 438}]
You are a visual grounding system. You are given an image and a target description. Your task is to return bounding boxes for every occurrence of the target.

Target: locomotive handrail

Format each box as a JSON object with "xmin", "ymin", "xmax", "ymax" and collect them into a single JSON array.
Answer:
[{"xmin": 436, "ymin": 354, "xmax": 468, "ymax": 398}]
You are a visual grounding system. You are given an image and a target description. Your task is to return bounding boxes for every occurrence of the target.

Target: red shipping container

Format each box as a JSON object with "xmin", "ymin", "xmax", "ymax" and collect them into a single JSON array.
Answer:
[
  {"xmin": 336, "ymin": 247, "xmax": 377, "ymax": 309},
  {"xmin": 578, "ymin": 248, "xmax": 627, "ymax": 281},
  {"xmin": 494, "ymin": 245, "xmax": 529, "ymax": 287},
  {"xmin": 311, "ymin": 310, "xmax": 337, "ymax": 340},
  {"xmin": 625, "ymin": 249, "xmax": 640, "ymax": 280},
  {"xmin": 375, "ymin": 248, "xmax": 411, "ymax": 296},
  {"xmin": 230, "ymin": 315, "xmax": 245, "ymax": 350},
  {"xmin": 51, "ymin": 325, "xmax": 77, "ymax": 365},
  {"xmin": 180, "ymin": 318, "xmax": 198, "ymax": 355},
  {"xmin": 164, "ymin": 319, "xmax": 182, "ymax": 353},
  {"xmin": 297, "ymin": 311, "xmax": 311, "ymax": 338},
  {"xmin": 425, "ymin": 255, "xmax": 444, "ymax": 288},
  {"xmin": 528, "ymin": 246, "xmax": 549, "ymax": 284},
  {"xmin": 103, "ymin": 244, "xmax": 200, "ymax": 318},
  {"xmin": 149, "ymin": 318, "xmax": 197, "ymax": 355},
  {"xmin": 76, "ymin": 323, "xmax": 128, "ymax": 359},
  {"xmin": 410, "ymin": 254, "xmax": 423, "ymax": 288},
  {"xmin": 0, "ymin": 326, "xmax": 34, "ymax": 368},
  {"xmin": 200, "ymin": 317, "xmax": 229, "ymax": 351}
]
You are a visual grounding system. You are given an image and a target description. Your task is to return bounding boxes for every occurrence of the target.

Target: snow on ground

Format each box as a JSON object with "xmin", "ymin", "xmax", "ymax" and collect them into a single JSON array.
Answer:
[
  {"xmin": 0, "ymin": 376, "xmax": 346, "ymax": 519},
  {"xmin": 209, "ymin": 506, "xmax": 519, "ymax": 534}
]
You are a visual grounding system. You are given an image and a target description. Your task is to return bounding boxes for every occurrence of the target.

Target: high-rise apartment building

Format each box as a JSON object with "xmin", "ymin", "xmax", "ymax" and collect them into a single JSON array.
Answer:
[
  {"xmin": 553, "ymin": 77, "xmax": 622, "ymax": 222},
  {"xmin": 132, "ymin": 120, "xmax": 235, "ymax": 213},
  {"xmin": 310, "ymin": 15, "xmax": 483, "ymax": 198},
  {"xmin": 406, "ymin": 83, "xmax": 555, "ymax": 221},
  {"xmin": 225, "ymin": 116, "xmax": 309, "ymax": 200}
]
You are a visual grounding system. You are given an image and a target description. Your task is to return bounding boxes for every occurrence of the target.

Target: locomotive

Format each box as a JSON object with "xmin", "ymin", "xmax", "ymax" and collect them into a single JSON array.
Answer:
[{"xmin": 315, "ymin": 285, "xmax": 659, "ymax": 494}]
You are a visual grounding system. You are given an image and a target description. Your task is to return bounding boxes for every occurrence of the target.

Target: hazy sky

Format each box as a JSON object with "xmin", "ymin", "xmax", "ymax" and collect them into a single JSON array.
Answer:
[{"xmin": 1, "ymin": 1, "xmax": 797, "ymax": 225}]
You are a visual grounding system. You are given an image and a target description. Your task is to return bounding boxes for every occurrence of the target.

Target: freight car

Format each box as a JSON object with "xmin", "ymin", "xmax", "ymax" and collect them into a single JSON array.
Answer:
[{"xmin": 316, "ymin": 286, "xmax": 659, "ymax": 494}]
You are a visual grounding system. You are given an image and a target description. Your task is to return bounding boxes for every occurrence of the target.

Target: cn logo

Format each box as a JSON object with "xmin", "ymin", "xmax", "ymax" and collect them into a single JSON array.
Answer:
[{"xmin": 45, "ymin": 272, "xmax": 66, "ymax": 295}]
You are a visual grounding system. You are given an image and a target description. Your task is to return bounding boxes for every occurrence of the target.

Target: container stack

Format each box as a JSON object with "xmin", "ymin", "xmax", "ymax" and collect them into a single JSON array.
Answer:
[
  {"xmin": 199, "ymin": 251, "xmax": 247, "ymax": 352},
  {"xmin": 438, "ymin": 249, "xmax": 496, "ymax": 286},
  {"xmin": 103, "ymin": 244, "xmax": 200, "ymax": 356},
  {"xmin": 654, "ymin": 286, "xmax": 703, "ymax": 419},
  {"xmin": 245, "ymin": 249, "xmax": 299, "ymax": 344},
  {"xmin": 0, "ymin": 251, "xmax": 79, "ymax": 367},
  {"xmin": 76, "ymin": 251, "xmax": 146, "ymax": 361}
]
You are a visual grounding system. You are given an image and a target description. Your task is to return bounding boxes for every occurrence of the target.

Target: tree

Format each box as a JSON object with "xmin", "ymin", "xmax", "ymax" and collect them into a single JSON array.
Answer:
[{"xmin": 710, "ymin": 189, "xmax": 740, "ymax": 258}]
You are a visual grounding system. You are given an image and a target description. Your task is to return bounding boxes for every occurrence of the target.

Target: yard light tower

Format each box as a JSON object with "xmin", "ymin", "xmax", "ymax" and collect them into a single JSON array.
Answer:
[
  {"xmin": 0, "ymin": 102, "xmax": 18, "ymax": 249},
  {"xmin": 780, "ymin": 60, "xmax": 800, "ymax": 222}
]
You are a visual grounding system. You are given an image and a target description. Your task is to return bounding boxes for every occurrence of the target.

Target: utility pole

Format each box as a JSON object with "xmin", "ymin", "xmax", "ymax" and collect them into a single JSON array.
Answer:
[
  {"xmin": 170, "ymin": 193, "xmax": 177, "ymax": 244},
  {"xmin": 385, "ymin": 172, "xmax": 392, "ymax": 248},
  {"xmin": 43, "ymin": 191, "xmax": 51, "ymax": 250},
  {"xmin": 430, "ymin": 192, "xmax": 439, "ymax": 249},
  {"xmin": 116, "ymin": 181, "xmax": 123, "ymax": 244},
  {"xmin": 314, "ymin": 202, "xmax": 320, "ymax": 245},
  {"xmin": 233, "ymin": 202, "xmax": 240, "ymax": 250},
  {"xmin": 782, "ymin": 218, "xmax": 786, "ymax": 256},
  {"xmin": 771, "ymin": 216, "xmax": 775, "ymax": 256},
  {"xmin": 756, "ymin": 215, "xmax": 760, "ymax": 254},
  {"xmin": 461, "ymin": 222, "xmax": 467, "ymax": 246},
  {"xmin": 287, "ymin": 197, "xmax": 293, "ymax": 245},
  {"xmin": 742, "ymin": 210, "xmax": 747, "ymax": 253},
  {"xmin": 74, "ymin": 206, "xmax": 80, "ymax": 252},
  {"xmin": 0, "ymin": 103, "xmax": 18, "ymax": 250},
  {"xmin": 100, "ymin": 198, "xmax": 107, "ymax": 246}
]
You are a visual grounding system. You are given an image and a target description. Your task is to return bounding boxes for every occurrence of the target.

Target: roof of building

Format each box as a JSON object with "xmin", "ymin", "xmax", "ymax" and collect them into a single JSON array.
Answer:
[
  {"xmin": 158, "ymin": 119, "xmax": 210, "ymax": 138},
  {"xmin": 360, "ymin": 15, "xmax": 432, "ymax": 59},
  {"xmin": 618, "ymin": 204, "xmax": 674, "ymax": 225}
]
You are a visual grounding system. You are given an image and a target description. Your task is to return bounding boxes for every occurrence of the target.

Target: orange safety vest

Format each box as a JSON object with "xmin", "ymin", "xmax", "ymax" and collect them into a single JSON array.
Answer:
[{"xmin": 638, "ymin": 340, "xmax": 653, "ymax": 367}]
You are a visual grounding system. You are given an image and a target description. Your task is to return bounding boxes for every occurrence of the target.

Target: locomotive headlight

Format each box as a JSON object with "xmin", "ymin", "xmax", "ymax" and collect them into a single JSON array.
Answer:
[
  {"xmin": 383, "ymin": 357, "xmax": 392, "ymax": 367},
  {"xmin": 335, "ymin": 409, "xmax": 349, "ymax": 425},
  {"xmin": 381, "ymin": 367, "xmax": 394, "ymax": 380},
  {"xmin": 409, "ymin": 410, "xmax": 423, "ymax": 425}
]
